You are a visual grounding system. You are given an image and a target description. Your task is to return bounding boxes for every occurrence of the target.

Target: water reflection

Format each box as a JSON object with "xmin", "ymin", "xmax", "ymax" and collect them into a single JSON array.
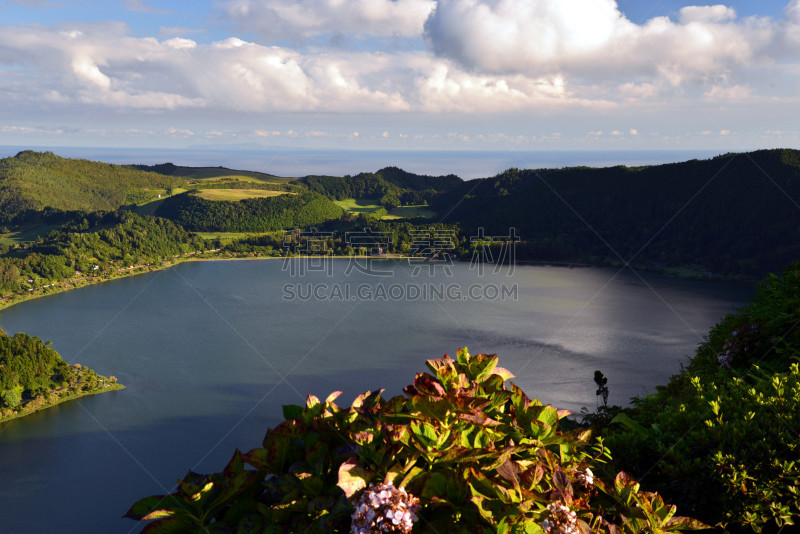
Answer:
[{"xmin": 0, "ymin": 260, "xmax": 751, "ymax": 533}]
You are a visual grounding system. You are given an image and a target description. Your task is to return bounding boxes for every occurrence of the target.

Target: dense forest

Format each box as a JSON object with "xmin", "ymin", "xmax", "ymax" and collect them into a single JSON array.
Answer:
[
  {"xmin": 223, "ymin": 215, "xmax": 462, "ymax": 257},
  {"xmin": 155, "ymin": 191, "xmax": 344, "ymax": 232},
  {"xmin": 437, "ymin": 149, "xmax": 800, "ymax": 275},
  {"xmin": 0, "ymin": 328, "xmax": 119, "ymax": 419},
  {"xmin": 299, "ymin": 166, "xmax": 462, "ymax": 204},
  {"xmin": 0, "ymin": 151, "xmax": 182, "ymax": 222},
  {"xmin": 0, "ymin": 211, "xmax": 208, "ymax": 294}
]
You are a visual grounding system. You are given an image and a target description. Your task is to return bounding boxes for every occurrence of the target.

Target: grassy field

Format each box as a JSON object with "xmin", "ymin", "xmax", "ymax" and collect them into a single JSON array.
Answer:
[
  {"xmin": 334, "ymin": 199, "xmax": 436, "ymax": 220},
  {"xmin": 333, "ymin": 198, "xmax": 383, "ymax": 214},
  {"xmin": 383, "ymin": 205, "xmax": 436, "ymax": 220},
  {"xmin": 131, "ymin": 188, "xmax": 188, "ymax": 216},
  {"xmin": 173, "ymin": 167, "xmax": 295, "ymax": 184},
  {"xmin": 194, "ymin": 231, "xmax": 282, "ymax": 243},
  {"xmin": 0, "ymin": 224, "xmax": 58, "ymax": 245},
  {"xmin": 196, "ymin": 189, "xmax": 290, "ymax": 201}
]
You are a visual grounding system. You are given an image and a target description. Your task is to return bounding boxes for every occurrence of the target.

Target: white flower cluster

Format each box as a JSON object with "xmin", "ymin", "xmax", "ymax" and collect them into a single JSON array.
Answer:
[
  {"xmin": 351, "ymin": 481, "xmax": 420, "ymax": 534},
  {"xmin": 575, "ymin": 467, "xmax": 594, "ymax": 487},
  {"xmin": 540, "ymin": 502, "xmax": 579, "ymax": 534}
]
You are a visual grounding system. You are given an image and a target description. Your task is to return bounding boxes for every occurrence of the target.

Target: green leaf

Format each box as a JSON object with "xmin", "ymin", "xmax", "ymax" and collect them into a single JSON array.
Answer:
[
  {"xmin": 282, "ymin": 404, "xmax": 303, "ymax": 421},
  {"xmin": 140, "ymin": 517, "xmax": 195, "ymax": 534},
  {"xmin": 141, "ymin": 509, "xmax": 175, "ymax": 521},
  {"xmin": 473, "ymin": 354, "xmax": 499, "ymax": 383},
  {"xmin": 305, "ymin": 394, "xmax": 320, "ymax": 410},
  {"xmin": 337, "ymin": 457, "xmax": 373, "ymax": 498},
  {"xmin": 663, "ymin": 516, "xmax": 713, "ymax": 530},
  {"xmin": 412, "ymin": 395, "xmax": 451, "ymax": 423},
  {"xmin": 492, "ymin": 366, "xmax": 515, "ymax": 381},
  {"xmin": 125, "ymin": 495, "xmax": 186, "ymax": 521},
  {"xmin": 410, "ymin": 419, "xmax": 438, "ymax": 449},
  {"xmin": 324, "ymin": 390, "xmax": 342, "ymax": 405},
  {"xmin": 610, "ymin": 412, "xmax": 650, "ymax": 437}
]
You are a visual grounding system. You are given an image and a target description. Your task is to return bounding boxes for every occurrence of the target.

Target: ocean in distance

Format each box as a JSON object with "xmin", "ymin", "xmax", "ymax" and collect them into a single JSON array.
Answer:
[{"xmin": 0, "ymin": 146, "xmax": 729, "ymax": 179}]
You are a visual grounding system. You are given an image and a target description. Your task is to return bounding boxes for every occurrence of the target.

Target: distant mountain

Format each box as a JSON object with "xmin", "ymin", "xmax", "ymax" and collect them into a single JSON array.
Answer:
[
  {"xmin": 436, "ymin": 148, "xmax": 800, "ymax": 275},
  {"xmin": 0, "ymin": 151, "xmax": 182, "ymax": 222},
  {"xmin": 298, "ymin": 166, "xmax": 462, "ymax": 202}
]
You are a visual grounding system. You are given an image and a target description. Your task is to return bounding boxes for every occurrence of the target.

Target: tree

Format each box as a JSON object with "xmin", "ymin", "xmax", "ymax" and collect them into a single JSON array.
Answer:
[
  {"xmin": 0, "ymin": 262, "xmax": 20, "ymax": 289},
  {"xmin": 380, "ymin": 192, "xmax": 400, "ymax": 210},
  {"xmin": 2, "ymin": 385, "xmax": 23, "ymax": 408}
]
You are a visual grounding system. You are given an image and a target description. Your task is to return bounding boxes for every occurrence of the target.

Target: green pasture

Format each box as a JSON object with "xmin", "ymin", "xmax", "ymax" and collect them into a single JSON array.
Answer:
[
  {"xmin": 196, "ymin": 189, "xmax": 290, "ymax": 201},
  {"xmin": 0, "ymin": 224, "xmax": 58, "ymax": 245},
  {"xmin": 194, "ymin": 231, "xmax": 281, "ymax": 243},
  {"xmin": 174, "ymin": 167, "xmax": 294, "ymax": 184},
  {"xmin": 383, "ymin": 205, "xmax": 436, "ymax": 220},
  {"xmin": 333, "ymin": 198, "xmax": 383, "ymax": 214}
]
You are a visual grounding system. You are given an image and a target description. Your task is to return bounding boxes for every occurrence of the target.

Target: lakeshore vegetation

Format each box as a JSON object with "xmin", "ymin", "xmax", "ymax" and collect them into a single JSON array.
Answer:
[
  {"xmin": 0, "ymin": 327, "xmax": 122, "ymax": 422},
  {"xmin": 0, "ymin": 148, "xmax": 799, "ymax": 530}
]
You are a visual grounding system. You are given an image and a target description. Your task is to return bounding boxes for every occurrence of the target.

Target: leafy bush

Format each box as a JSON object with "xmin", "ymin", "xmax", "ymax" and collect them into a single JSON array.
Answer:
[
  {"xmin": 602, "ymin": 262, "xmax": 800, "ymax": 531},
  {"xmin": 127, "ymin": 349, "xmax": 706, "ymax": 533}
]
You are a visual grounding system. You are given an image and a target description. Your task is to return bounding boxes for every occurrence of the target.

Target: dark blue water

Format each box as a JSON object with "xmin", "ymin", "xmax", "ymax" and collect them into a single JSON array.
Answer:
[
  {"xmin": 0, "ymin": 260, "xmax": 751, "ymax": 532},
  {"xmin": 0, "ymin": 146, "xmax": 726, "ymax": 179}
]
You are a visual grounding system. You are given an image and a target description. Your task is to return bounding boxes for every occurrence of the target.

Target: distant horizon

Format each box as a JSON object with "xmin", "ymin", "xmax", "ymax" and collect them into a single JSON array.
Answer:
[{"xmin": 0, "ymin": 145, "xmax": 771, "ymax": 180}]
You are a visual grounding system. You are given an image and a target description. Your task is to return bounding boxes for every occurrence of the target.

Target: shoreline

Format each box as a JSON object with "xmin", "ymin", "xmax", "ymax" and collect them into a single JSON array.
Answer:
[
  {"xmin": 0, "ymin": 383, "xmax": 125, "ymax": 425},
  {"xmin": 0, "ymin": 250, "xmax": 756, "ymax": 314},
  {"xmin": 0, "ymin": 252, "xmax": 416, "ymax": 311}
]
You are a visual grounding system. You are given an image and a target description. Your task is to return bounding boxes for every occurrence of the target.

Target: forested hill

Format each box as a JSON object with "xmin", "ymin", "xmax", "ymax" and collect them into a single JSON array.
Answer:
[
  {"xmin": 436, "ymin": 148, "xmax": 800, "ymax": 275},
  {"xmin": 155, "ymin": 191, "xmax": 344, "ymax": 232},
  {"xmin": 0, "ymin": 151, "xmax": 182, "ymax": 223},
  {"xmin": 299, "ymin": 166, "xmax": 462, "ymax": 203},
  {"xmin": 0, "ymin": 329, "xmax": 121, "ymax": 420}
]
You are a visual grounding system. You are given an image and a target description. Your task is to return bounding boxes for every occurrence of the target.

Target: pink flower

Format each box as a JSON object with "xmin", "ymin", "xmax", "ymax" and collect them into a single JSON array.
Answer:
[{"xmin": 351, "ymin": 481, "xmax": 420, "ymax": 534}]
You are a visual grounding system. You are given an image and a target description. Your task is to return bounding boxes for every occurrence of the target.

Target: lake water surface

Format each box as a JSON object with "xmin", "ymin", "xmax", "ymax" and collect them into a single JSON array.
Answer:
[{"xmin": 0, "ymin": 259, "xmax": 752, "ymax": 532}]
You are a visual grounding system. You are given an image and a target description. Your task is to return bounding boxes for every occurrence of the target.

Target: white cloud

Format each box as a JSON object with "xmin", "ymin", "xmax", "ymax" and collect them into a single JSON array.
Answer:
[
  {"xmin": 704, "ymin": 84, "xmax": 752, "ymax": 100},
  {"xmin": 414, "ymin": 59, "xmax": 611, "ymax": 112},
  {"xmin": 164, "ymin": 38, "xmax": 197, "ymax": 50},
  {"xmin": 678, "ymin": 5, "xmax": 737, "ymax": 24},
  {"xmin": 220, "ymin": 0, "xmax": 435, "ymax": 40},
  {"xmin": 423, "ymin": 0, "xmax": 776, "ymax": 89},
  {"xmin": 618, "ymin": 82, "xmax": 658, "ymax": 102},
  {"xmin": 2, "ymin": 3, "xmax": 800, "ymax": 122}
]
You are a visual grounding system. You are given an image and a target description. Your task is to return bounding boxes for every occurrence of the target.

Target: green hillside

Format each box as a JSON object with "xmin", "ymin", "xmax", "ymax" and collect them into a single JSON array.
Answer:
[
  {"xmin": 299, "ymin": 166, "xmax": 462, "ymax": 203},
  {"xmin": 156, "ymin": 191, "xmax": 344, "ymax": 232},
  {"xmin": 129, "ymin": 162, "xmax": 294, "ymax": 184},
  {"xmin": 437, "ymin": 148, "xmax": 800, "ymax": 275},
  {"xmin": 0, "ymin": 328, "xmax": 122, "ymax": 421},
  {"xmin": 0, "ymin": 151, "xmax": 183, "ymax": 222}
]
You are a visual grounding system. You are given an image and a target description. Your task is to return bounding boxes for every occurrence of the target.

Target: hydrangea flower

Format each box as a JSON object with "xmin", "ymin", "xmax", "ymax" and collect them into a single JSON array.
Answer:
[
  {"xmin": 540, "ymin": 502, "xmax": 579, "ymax": 534},
  {"xmin": 351, "ymin": 481, "xmax": 419, "ymax": 534},
  {"xmin": 575, "ymin": 467, "xmax": 594, "ymax": 487}
]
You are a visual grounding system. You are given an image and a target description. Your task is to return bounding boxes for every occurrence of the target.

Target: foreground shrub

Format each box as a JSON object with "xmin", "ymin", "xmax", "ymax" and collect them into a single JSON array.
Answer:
[
  {"xmin": 606, "ymin": 364, "xmax": 800, "ymax": 533},
  {"xmin": 603, "ymin": 263, "xmax": 800, "ymax": 532},
  {"xmin": 126, "ymin": 349, "xmax": 705, "ymax": 533}
]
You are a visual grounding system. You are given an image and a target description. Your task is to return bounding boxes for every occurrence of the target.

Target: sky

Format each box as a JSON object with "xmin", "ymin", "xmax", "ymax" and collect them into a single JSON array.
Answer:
[{"xmin": 1, "ymin": 0, "xmax": 799, "ymax": 153}]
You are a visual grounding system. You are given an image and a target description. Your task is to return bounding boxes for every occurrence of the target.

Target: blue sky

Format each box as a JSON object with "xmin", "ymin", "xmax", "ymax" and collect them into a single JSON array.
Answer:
[{"xmin": 1, "ymin": 0, "xmax": 799, "ymax": 153}]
